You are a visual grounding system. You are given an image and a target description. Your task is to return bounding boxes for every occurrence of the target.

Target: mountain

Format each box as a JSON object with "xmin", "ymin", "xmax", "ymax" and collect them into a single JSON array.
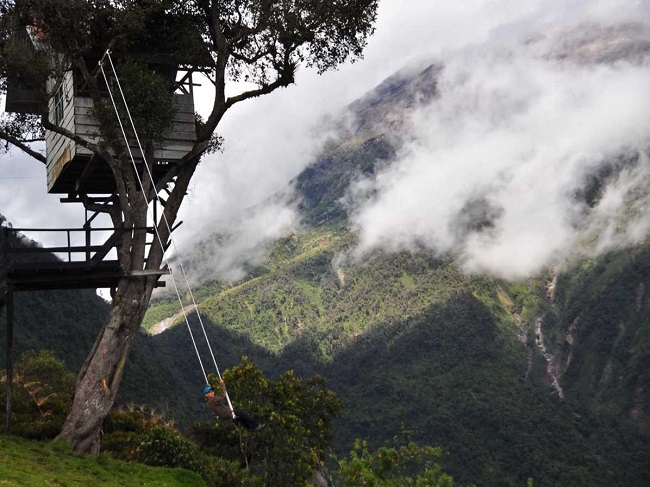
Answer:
[
  {"xmin": 145, "ymin": 225, "xmax": 650, "ymax": 485},
  {"xmin": 3, "ymin": 21, "xmax": 650, "ymax": 487},
  {"xmin": 144, "ymin": 21, "xmax": 650, "ymax": 485}
]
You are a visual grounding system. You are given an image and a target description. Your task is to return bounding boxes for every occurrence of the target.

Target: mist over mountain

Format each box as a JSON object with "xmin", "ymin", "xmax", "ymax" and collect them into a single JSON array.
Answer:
[
  {"xmin": 174, "ymin": 19, "xmax": 650, "ymax": 286},
  {"xmin": 133, "ymin": 18, "xmax": 650, "ymax": 486},
  {"xmin": 3, "ymin": 15, "xmax": 650, "ymax": 487},
  {"xmin": 345, "ymin": 21, "xmax": 650, "ymax": 278}
]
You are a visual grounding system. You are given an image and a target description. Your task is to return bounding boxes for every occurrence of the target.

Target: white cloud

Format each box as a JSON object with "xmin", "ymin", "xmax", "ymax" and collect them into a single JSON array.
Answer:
[
  {"xmin": 170, "ymin": 196, "xmax": 299, "ymax": 286},
  {"xmin": 3, "ymin": 0, "xmax": 650, "ymax": 281},
  {"xmin": 581, "ymin": 151, "xmax": 650, "ymax": 254},
  {"xmin": 348, "ymin": 27, "xmax": 650, "ymax": 280}
]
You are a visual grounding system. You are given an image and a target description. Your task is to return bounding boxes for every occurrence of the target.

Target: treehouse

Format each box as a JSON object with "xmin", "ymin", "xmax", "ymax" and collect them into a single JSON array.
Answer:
[
  {"xmin": 5, "ymin": 23, "xmax": 209, "ymax": 196},
  {"xmin": 1, "ymin": 18, "xmax": 212, "ymax": 434}
]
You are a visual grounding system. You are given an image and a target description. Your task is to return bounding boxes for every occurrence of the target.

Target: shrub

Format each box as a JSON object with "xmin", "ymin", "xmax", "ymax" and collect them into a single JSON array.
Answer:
[
  {"xmin": 0, "ymin": 350, "xmax": 74, "ymax": 440},
  {"xmin": 103, "ymin": 415, "xmax": 260, "ymax": 487},
  {"xmin": 333, "ymin": 438, "xmax": 463, "ymax": 487},
  {"xmin": 131, "ymin": 425, "xmax": 205, "ymax": 472}
]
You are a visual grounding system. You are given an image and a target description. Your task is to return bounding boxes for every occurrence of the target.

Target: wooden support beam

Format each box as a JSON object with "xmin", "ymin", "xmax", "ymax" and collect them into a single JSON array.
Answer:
[
  {"xmin": 88, "ymin": 230, "xmax": 124, "ymax": 266},
  {"xmin": 130, "ymin": 268, "xmax": 170, "ymax": 277},
  {"xmin": 0, "ymin": 227, "xmax": 7, "ymax": 307},
  {"xmin": 68, "ymin": 154, "xmax": 98, "ymax": 199},
  {"xmin": 59, "ymin": 196, "xmax": 114, "ymax": 204},
  {"xmin": 4, "ymin": 287, "xmax": 14, "ymax": 434},
  {"xmin": 174, "ymin": 71, "xmax": 201, "ymax": 95},
  {"xmin": 9, "ymin": 245, "xmax": 107, "ymax": 254},
  {"xmin": 83, "ymin": 192, "xmax": 118, "ymax": 226}
]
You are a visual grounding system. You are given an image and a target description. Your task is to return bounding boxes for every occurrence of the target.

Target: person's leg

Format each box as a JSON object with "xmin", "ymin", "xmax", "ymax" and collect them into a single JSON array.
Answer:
[{"xmin": 233, "ymin": 409, "xmax": 258, "ymax": 430}]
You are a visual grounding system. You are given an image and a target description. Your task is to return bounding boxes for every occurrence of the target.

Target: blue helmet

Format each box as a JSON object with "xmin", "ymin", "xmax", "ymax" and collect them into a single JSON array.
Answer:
[{"xmin": 203, "ymin": 385, "xmax": 214, "ymax": 395}]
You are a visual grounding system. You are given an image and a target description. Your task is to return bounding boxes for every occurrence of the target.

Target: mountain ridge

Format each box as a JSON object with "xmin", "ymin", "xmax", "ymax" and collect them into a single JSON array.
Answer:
[{"xmin": 3, "ymin": 20, "xmax": 650, "ymax": 486}]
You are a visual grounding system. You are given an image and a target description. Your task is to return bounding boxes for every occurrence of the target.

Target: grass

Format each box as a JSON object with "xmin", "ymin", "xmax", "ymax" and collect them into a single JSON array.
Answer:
[{"xmin": 0, "ymin": 435, "xmax": 204, "ymax": 486}]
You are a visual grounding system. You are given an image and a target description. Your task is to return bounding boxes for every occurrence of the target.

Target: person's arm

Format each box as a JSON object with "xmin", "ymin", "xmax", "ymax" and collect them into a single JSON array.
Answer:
[{"xmin": 213, "ymin": 379, "xmax": 227, "ymax": 401}]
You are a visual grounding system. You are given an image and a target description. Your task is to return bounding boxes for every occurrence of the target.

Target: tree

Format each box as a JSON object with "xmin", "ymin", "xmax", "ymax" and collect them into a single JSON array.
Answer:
[
  {"xmin": 0, "ymin": 0, "xmax": 378, "ymax": 453},
  {"xmin": 0, "ymin": 350, "xmax": 75, "ymax": 440},
  {"xmin": 191, "ymin": 357, "xmax": 342, "ymax": 485},
  {"xmin": 333, "ymin": 438, "xmax": 461, "ymax": 487}
]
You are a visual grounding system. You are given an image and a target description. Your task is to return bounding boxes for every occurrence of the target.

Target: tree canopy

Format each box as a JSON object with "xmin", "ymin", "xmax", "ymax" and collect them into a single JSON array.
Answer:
[
  {"xmin": 0, "ymin": 0, "xmax": 378, "ymax": 454},
  {"xmin": 1, "ymin": 0, "xmax": 378, "ymax": 158}
]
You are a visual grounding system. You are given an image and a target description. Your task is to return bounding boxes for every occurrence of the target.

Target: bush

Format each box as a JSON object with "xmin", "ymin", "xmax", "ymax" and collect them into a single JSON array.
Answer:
[
  {"xmin": 102, "ymin": 404, "xmax": 177, "ymax": 459},
  {"xmin": 0, "ymin": 350, "xmax": 74, "ymax": 440},
  {"xmin": 131, "ymin": 426, "xmax": 205, "ymax": 472},
  {"xmin": 333, "ymin": 438, "xmax": 462, "ymax": 487},
  {"xmin": 103, "ymin": 412, "xmax": 260, "ymax": 487}
]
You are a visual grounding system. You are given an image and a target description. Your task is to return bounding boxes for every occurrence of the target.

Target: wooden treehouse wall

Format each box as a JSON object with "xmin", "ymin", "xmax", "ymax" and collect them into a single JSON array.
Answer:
[
  {"xmin": 46, "ymin": 71, "xmax": 76, "ymax": 191},
  {"xmin": 45, "ymin": 84, "xmax": 196, "ymax": 193}
]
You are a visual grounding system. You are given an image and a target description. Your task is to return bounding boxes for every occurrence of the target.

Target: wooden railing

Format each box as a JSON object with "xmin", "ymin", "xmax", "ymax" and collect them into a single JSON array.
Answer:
[{"xmin": 0, "ymin": 225, "xmax": 167, "ymax": 291}]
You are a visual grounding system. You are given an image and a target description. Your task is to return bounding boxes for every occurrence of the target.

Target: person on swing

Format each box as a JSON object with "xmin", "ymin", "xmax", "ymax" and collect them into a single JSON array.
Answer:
[{"xmin": 203, "ymin": 379, "xmax": 261, "ymax": 430}]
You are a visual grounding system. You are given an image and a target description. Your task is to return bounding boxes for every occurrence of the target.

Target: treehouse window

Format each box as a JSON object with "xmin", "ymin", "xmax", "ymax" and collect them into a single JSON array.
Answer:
[{"xmin": 52, "ymin": 84, "xmax": 64, "ymax": 125}]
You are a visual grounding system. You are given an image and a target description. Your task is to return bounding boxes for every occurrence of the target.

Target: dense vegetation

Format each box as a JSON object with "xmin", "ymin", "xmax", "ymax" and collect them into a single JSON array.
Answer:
[
  {"xmin": 142, "ymin": 224, "xmax": 650, "ymax": 486},
  {"xmin": 1, "ymin": 351, "xmax": 462, "ymax": 486},
  {"xmin": 544, "ymin": 245, "xmax": 650, "ymax": 433},
  {"xmin": 3, "ymin": 59, "xmax": 650, "ymax": 484}
]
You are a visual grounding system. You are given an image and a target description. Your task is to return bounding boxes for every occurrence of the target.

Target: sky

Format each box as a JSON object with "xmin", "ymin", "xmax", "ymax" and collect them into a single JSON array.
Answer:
[{"xmin": 1, "ymin": 0, "xmax": 650, "ymax": 284}]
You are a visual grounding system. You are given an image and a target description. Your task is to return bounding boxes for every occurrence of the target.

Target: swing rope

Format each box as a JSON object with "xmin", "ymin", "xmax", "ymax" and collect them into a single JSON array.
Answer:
[{"xmin": 98, "ymin": 49, "xmax": 236, "ymax": 416}]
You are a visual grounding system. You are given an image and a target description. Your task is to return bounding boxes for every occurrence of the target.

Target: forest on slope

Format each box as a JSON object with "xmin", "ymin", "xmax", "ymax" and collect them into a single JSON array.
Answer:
[
  {"xmin": 3, "ymin": 20, "xmax": 650, "ymax": 486},
  {"xmin": 4, "ymin": 212, "xmax": 648, "ymax": 485},
  {"xmin": 142, "ymin": 223, "xmax": 650, "ymax": 486}
]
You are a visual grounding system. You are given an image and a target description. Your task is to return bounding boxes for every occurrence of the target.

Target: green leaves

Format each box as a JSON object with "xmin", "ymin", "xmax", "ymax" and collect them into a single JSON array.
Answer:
[
  {"xmin": 102, "ymin": 406, "xmax": 261, "ymax": 486},
  {"xmin": 130, "ymin": 425, "xmax": 204, "ymax": 471},
  {"xmin": 93, "ymin": 60, "xmax": 177, "ymax": 144},
  {"xmin": 0, "ymin": 350, "xmax": 75, "ymax": 440},
  {"xmin": 192, "ymin": 357, "xmax": 341, "ymax": 485},
  {"xmin": 333, "ymin": 438, "xmax": 459, "ymax": 487}
]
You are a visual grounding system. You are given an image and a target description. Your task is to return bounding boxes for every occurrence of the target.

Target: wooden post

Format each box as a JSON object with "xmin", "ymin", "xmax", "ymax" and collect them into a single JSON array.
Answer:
[
  {"xmin": 1, "ymin": 226, "xmax": 14, "ymax": 434},
  {"xmin": 4, "ymin": 286, "xmax": 13, "ymax": 434}
]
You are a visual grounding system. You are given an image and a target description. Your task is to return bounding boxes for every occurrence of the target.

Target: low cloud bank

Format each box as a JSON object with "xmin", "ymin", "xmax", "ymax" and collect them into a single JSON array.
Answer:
[
  {"xmin": 348, "ymin": 22, "xmax": 650, "ymax": 279},
  {"xmin": 173, "ymin": 1, "xmax": 650, "ymax": 284}
]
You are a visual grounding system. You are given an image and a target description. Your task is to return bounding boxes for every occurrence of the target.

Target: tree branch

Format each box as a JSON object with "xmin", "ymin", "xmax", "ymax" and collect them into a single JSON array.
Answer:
[
  {"xmin": 0, "ymin": 133, "xmax": 47, "ymax": 163},
  {"xmin": 230, "ymin": 48, "xmax": 269, "ymax": 64},
  {"xmin": 40, "ymin": 114, "xmax": 109, "ymax": 159},
  {"xmin": 147, "ymin": 156, "xmax": 200, "ymax": 269},
  {"xmin": 225, "ymin": 70, "xmax": 294, "ymax": 108}
]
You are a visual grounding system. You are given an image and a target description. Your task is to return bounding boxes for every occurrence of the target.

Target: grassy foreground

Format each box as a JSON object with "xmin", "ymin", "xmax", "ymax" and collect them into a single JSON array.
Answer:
[{"xmin": 0, "ymin": 435, "xmax": 204, "ymax": 486}]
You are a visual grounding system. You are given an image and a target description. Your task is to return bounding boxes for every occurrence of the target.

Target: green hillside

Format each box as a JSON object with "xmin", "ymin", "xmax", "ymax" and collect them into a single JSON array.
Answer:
[
  {"xmin": 0, "ymin": 435, "xmax": 203, "ymax": 486},
  {"xmin": 3, "ymin": 57, "xmax": 650, "ymax": 486},
  {"xmin": 543, "ymin": 245, "xmax": 650, "ymax": 433},
  {"xmin": 143, "ymin": 222, "xmax": 650, "ymax": 486}
]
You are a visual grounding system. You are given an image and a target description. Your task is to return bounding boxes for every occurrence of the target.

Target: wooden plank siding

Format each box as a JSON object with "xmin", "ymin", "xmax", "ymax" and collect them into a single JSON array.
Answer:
[
  {"xmin": 46, "ymin": 71, "xmax": 76, "ymax": 192},
  {"xmin": 45, "ymin": 91, "xmax": 196, "ymax": 193}
]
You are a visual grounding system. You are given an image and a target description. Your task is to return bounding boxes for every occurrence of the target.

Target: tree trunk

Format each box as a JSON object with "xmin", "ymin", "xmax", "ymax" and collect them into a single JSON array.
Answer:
[{"xmin": 57, "ymin": 276, "xmax": 154, "ymax": 454}]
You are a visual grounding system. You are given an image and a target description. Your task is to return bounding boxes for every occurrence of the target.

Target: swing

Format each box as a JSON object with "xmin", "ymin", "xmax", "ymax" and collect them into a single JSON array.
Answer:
[{"xmin": 98, "ymin": 49, "xmax": 236, "ymax": 418}]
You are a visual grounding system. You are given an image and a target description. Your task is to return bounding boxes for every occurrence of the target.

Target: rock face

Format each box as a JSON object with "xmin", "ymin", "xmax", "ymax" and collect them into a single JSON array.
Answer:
[
  {"xmin": 149, "ymin": 304, "xmax": 197, "ymax": 335},
  {"xmin": 535, "ymin": 317, "xmax": 565, "ymax": 399},
  {"xmin": 533, "ymin": 22, "xmax": 650, "ymax": 64}
]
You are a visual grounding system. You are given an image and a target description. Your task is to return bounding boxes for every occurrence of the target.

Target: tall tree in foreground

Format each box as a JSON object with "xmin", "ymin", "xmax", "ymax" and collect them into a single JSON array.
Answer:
[{"xmin": 0, "ymin": 0, "xmax": 378, "ymax": 453}]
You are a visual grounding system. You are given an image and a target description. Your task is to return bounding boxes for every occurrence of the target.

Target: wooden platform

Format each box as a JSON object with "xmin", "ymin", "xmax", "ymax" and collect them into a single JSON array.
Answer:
[
  {"xmin": 0, "ymin": 226, "xmax": 168, "ymax": 293},
  {"xmin": 7, "ymin": 260, "xmax": 125, "ymax": 291}
]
